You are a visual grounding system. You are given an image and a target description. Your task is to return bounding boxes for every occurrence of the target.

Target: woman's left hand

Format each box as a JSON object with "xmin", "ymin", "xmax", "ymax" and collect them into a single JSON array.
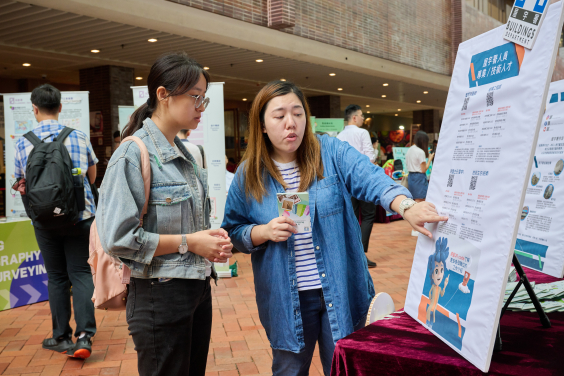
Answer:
[{"xmin": 403, "ymin": 202, "xmax": 448, "ymax": 238}]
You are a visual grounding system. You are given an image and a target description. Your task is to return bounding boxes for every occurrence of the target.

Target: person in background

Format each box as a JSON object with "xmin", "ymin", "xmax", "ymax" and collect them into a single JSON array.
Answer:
[
  {"xmin": 226, "ymin": 157, "xmax": 237, "ymax": 173},
  {"xmin": 225, "ymin": 155, "xmax": 235, "ymax": 194},
  {"xmin": 113, "ymin": 131, "xmax": 121, "ymax": 152},
  {"xmin": 371, "ymin": 137, "xmax": 386, "ymax": 167},
  {"xmin": 405, "ymin": 131, "xmax": 435, "ymax": 237},
  {"xmin": 431, "ymin": 139, "xmax": 438, "ymax": 154},
  {"xmin": 14, "ymin": 84, "xmax": 98, "ymax": 358},
  {"xmin": 222, "ymin": 81, "xmax": 447, "ymax": 375},
  {"xmin": 337, "ymin": 104, "xmax": 377, "ymax": 268},
  {"xmin": 177, "ymin": 128, "xmax": 205, "ymax": 168}
]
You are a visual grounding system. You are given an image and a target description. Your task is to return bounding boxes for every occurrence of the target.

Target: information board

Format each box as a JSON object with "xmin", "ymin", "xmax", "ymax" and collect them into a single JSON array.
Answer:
[
  {"xmin": 1, "ymin": 92, "xmax": 90, "ymax": 218},
  {"xmin": 404, "ymin": 2, "xmax": 564, "ymax": 372},
  {"xmin": 0, "ymin": 219, "xmax": 48, "ymax": 311},
  {"xmin": 504, "ymin": 0, "xmax": 549, "ymax": 49},
  {"xmin": 515, "ymin": 79, "xmax": 564, "ymax": 277},
  {"xmin": 315, "ymin": 118, "xmax": 345, "ymax": 133}
]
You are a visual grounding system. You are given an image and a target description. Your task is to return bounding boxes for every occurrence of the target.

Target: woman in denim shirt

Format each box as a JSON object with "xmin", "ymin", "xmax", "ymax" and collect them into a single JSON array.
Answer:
[
  {"xmin": 221, "ymin": 81, "xmax": 447, "ymax": 375},
  {"xmin": 97, "ymin": 53, "xmax": 233, "ymax": 376}
]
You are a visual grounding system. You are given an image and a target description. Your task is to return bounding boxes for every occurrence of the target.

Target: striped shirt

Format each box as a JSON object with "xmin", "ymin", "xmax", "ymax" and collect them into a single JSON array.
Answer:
[{"xmin": 273, "ymin": 160, "xmax": 321, "ymax": 291}]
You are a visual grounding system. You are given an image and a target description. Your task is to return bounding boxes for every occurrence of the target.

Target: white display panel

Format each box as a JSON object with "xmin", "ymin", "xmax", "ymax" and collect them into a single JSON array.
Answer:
[
  {"xmin": 515, "ymin": 79, "xmax": 564, "ymax": 278},
  {"xmin": 404, "ymin": 2, "xmax": 564, "ymax": 372},
  {"xmin": 2, "ymin": 91, "xmax": 90, "ymax": 218}
]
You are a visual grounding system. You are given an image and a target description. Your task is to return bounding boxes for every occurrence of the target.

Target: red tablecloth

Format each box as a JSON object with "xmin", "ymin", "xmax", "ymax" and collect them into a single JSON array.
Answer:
[{"xmin": 331, "ymin": 269, "xmax": 563, "ymax": 375}]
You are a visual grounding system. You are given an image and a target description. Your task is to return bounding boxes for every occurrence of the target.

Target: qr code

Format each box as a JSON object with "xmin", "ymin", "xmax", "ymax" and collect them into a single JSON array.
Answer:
[
  {"xmin": 469, "ymin": 176, "xmax": 478, "ymax": 190},
  {"xmin": 486, "ymin": 92, "xmax": 494, "ymax": 107},
  {"xmin": 447, "ymin": 174, "xmax": 454, "ymax": 187},
  {"xmin": 461, "ymin": 97, "xmax": 469, "ymax": 111}
]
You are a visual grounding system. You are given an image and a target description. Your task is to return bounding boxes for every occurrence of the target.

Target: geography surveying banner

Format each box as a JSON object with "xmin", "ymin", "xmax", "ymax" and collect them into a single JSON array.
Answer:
[
  {"xmin": 405, "ymin": 2, "xmax": 564, "ymax": 372},
  {"xmin": 0, "ymin": 219, "xmax": 48, "ymax": 311}
]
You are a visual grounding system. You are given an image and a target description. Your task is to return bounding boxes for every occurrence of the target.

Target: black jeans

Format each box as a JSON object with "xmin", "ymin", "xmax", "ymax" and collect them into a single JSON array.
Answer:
[
  {"xmin": 351, "ymin": 197, "xmax": 376, "ymax": 253},
  {"xmin": 34, "ymin": 217, "xmax": 96, "ymax": 339},
  {"xmin": 127, "ymin": 277, "xmax": 213, "ymax": 376}
]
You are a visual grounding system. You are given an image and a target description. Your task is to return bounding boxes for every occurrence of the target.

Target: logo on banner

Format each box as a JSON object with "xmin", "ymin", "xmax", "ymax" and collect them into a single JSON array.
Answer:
[{"xmin": 468, "ymin": 43, "xmax": 524, "ymax": 87}]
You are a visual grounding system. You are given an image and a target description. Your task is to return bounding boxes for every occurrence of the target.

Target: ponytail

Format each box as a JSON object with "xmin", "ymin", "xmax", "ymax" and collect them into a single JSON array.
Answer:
[{"xmin": 120, "ymin": 52, "xmax": 210, "ymax": 140}]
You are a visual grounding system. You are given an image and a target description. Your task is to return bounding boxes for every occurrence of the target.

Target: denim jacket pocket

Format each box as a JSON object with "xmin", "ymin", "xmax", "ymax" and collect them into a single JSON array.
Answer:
[
  {"xmin": 150, "ymin": 182, "xmax": 191, "ymax": 235},
  {"xmin": 316, "ymin": 174, "xmax": 345, "ymax": 218}
]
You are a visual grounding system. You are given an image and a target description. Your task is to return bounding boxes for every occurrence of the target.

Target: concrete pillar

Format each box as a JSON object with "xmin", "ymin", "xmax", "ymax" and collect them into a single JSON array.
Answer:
[
  {"xmin": 413, "ymin": 109, "xmax": 441, "ymax": 135},
  {"xmin": 307, "ymin": 95, "xmax": 341, "ymax": 118},
  {"xmin": 79, "ymin": 65, "xmax": 134, "ymax": 183}
]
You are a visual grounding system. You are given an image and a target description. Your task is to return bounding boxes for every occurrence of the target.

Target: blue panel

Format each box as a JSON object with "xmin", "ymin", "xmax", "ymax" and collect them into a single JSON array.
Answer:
[
  {"xmin": 514, "ymin": 0, "xmax": 526, "ymax": 7},
  {"xmin": 560, "ymin": 92, "xmax": 564, "ymax": 102},
  {"xmin": 515, "ymin": 238, "xmax": 549, "ymax": 257},
  {"xmin": 550, "ymin": 93, "xmax": 559, "ymax": 103},
  {"xmin": 534, "ymin": 0, "xmax": 549, "ymax": 14},
  {"xmin": 468, "ymin": 43, "xmax": 520, "ymax": 88}
]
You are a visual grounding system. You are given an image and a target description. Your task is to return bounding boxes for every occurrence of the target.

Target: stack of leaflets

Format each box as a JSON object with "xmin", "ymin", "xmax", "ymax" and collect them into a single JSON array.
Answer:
[{"xmin": 503, "ymin": 280, "xmax": 564, "ymax": 313}]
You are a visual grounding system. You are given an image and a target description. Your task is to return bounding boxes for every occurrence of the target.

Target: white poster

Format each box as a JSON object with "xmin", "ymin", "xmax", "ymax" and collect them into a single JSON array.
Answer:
[
  {"xmin": 404, "ymin": 2, "xmax": 564, "ymax": 372},
  {"xmin": 1, "ymin": 91, "xmax": 90, "ymax": 218},
  {"xmin": 515, "ymin": 79, "xmax": 564, "ymax": 278},
  {"xmin": 131, "ymin": 84, "xmax": 227, "ymax": 229}
]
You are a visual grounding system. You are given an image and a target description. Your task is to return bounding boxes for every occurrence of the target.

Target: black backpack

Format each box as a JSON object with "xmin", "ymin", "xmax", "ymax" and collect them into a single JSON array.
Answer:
[{"xmin": 22, "ymin": 127, "xmax": 84, "ymax": 229}]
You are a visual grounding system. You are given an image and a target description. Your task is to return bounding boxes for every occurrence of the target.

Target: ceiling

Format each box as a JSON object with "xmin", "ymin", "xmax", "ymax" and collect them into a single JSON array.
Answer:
[{"xmin": 0, "ymin": 0, "xmax": 448, "ymax": 116}]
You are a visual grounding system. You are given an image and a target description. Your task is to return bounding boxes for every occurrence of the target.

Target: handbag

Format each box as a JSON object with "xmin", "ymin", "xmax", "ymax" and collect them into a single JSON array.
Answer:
[{"xmin": 88, "ymin": 136, "xmax": 151, "ymax": 310}]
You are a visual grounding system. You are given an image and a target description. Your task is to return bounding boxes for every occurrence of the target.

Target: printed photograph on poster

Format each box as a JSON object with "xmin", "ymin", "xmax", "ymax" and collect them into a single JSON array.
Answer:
[
  {"xmin": 90, "ymin": 111, "xmax": 103, "ymax": 137},
  {"xmin": 516, "ymin": 78, "xmax": 564, "ymax": 277}
]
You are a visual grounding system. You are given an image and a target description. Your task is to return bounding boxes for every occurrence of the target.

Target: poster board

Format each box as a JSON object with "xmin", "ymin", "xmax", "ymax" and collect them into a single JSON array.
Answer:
[
  {"xmin": 404, "ymin": 2, "xmax": 564, "ymax": 372},
  {"xmin": 315, "ymin": 118, "xmax": 345, "ymax": 133},
  {"xmin": 0, "ymin": 219, "xmax": 48, "ymax": 311},
  {"xmin": 118, "ymin": 106, "xmax": 135, "ymax": 132},
  {"xmin": 132, "ymin": 84, "xmax": 230, "ymax": 274},
  {"xmin": 1, "ymin": 91, "xmax": 90, "ymax": 218},
  {"xmin": 515, "ymin": 79, "xmax": 564, "ymax": 278},
  {"xmin": 392, "ymin": 147, "xmax": 409, "ymax": 170}
]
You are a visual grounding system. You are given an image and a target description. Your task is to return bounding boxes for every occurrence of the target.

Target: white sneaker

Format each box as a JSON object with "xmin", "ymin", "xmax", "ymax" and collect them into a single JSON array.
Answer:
[{"xmin": 411, "ymin": 230, "xmax": 419, "ymax": 237}]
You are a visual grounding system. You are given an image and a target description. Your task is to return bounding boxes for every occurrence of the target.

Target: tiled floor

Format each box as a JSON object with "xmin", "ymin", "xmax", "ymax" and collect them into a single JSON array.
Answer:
[{"xmin": 0, "ymin": 220, "xmax": 417, "ymax": 376}]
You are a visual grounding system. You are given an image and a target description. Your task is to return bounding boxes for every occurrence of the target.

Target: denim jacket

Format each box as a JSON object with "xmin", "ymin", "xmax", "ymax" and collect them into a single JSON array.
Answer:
[
  {"xmin": 97, "ymin": 119, "xmax": 214, "ymax": 280},
  {"xmin": 221, "ymin": 135, "xmax": 412, "ymax": 353}
]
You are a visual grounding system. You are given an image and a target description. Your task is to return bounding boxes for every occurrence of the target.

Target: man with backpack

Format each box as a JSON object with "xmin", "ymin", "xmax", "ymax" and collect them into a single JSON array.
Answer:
[{"xmin": 14, "ymin": 84, "xmax": 98, "ymax": 358}]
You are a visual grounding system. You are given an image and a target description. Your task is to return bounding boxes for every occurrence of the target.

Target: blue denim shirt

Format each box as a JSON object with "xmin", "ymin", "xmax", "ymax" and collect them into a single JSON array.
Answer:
[
  {"xmin": 221, "ymin": 135, "xmax": 412, "ymax": 353},
  {"xmin": 97, "ymin": 119, "xmax": 213, "ymax": 279}
]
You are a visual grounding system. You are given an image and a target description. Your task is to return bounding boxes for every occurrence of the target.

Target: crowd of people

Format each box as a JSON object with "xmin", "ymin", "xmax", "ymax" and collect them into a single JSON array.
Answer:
[{"xmin": 17, "ymin": 52, "xmax": 447, "ymax": 376}]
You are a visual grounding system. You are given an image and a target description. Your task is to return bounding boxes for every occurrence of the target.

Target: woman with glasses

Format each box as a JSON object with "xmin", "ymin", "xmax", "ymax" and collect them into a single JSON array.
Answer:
[{"xmin": 97, "ymin": 52, "xmax": 233, "ymax": 376}]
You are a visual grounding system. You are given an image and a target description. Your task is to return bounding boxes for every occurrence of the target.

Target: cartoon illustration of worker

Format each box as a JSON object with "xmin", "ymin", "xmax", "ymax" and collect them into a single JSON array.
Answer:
[{"xmin": 426, "ymin": 237, "xmax": 450, "ymax": 329}]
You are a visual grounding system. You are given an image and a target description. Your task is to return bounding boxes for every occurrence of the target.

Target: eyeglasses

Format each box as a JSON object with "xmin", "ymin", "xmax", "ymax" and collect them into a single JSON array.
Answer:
[{"xmin": 185, "ymin": 94, "xmax": 210, "ymax": 110}]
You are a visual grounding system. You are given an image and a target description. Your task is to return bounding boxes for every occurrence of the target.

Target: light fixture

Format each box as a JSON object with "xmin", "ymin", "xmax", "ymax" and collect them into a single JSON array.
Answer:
[
  {"xmin": 242, "ymin": 98, "xmax": 248, "ymax": 101},
  {"xmin": 423, "ymin": 91, "xmax": 429, "ymax": 94},
  {"xmin": 367, "ymin": 111, "xmax": 371, "ymax": 114},
  {"xmin": 399, "ymin": 125, "xmax": 405, "ymax": 130},
  {"xmin": 203, "ymin": 67, "xmax": 210, "ymax": 70},
  {"xmin": 416, "ymin": 100, "xmax": 421, "ymax": 103},
  {"xmin": 329, "ymin": 73, "xmax": 336, "ymax": 76},
  {"xmin": 383, "ymin": 83, "xmax": 389, "ymax": 86},
  {"xmin": 148, "ymin": 38, "xmax": 158, "ymax": 43},
  {"xmin": 256, "ymin": 59, "xmax": 263, "ymax": 63},
  {"xmin": 22, "ymin": 63, "xmax": 31, "ymax": 67},
  {"xmin": 395, "ymin": 114, "xmax": 398, "ymax": 116},
  {"xmin": 135, "ymin": 77, "xmax": 143, "ymax": 80},
  {"xmin": 398, "ymin": 109, "xmax": 401, "ymax": 111},
  {"xmin": 90, "ymin": 49, "xmax": 100, "ymax": 53},
  {"xmin": 366, "ymin": 105, "xmax": 370, "ymax": 108},
  {"xmin": 280, "ymin": 78, "xmax": 286, "ymax": 81},
  {"xmin": 337, "ymin": 88, "xmax": 343, "ymax": 91},
  {"xmin": 381, "ymin": 95, "xmax": 386, "ymax": 98}
]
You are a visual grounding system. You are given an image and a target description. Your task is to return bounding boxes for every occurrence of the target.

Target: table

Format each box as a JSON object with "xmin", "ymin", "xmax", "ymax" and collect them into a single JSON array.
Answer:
[
  {"xmin": 0, "ymin": 218, "xmax": 48, "ymax": 311},
  {"xmin": 331, "ymin": 269, "xmax": 563, "ymax": 375}
]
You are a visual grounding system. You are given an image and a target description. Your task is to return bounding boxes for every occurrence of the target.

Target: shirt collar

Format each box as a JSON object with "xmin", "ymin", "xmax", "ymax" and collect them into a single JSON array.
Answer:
[{"xmin": 143, "ymin": 118, "xmax": 198, "ymax": 165}]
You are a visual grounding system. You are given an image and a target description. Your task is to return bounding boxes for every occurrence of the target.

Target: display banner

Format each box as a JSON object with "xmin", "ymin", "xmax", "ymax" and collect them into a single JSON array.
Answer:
[
  {"xmin": 515, "ymin": 79, "xmax": 564, "ymax": 277},
  {"xmin": 404, "ymin": 2, "xmax": 564, "ymax": 372},
  {"xmin": 131, "ymin": 84, "xmax": 230, "ymax": 273},
  {"xmin": 315, "ymin": 118, "xmax": 345, "ymax": 133},
  {"xmin": 392, "ymin": 147, "xmax": 409, "ymax": 170},
  {"xmin": 1, "ymin": 92, "xmax": 90, "ymax": 218},
  {"xmin": 0, "ymin": 219, "xmax": 48, "ymax": 311},
  {"xmin": 118, "ymin": 105, "xmax": 135, "ymax": 132}
]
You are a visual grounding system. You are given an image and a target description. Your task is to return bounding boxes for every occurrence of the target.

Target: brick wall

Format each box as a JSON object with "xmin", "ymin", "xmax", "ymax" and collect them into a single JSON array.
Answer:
[
  {"xmin": 79, "ymin": 66, "xmax": 133, "ymax": 183},
  {"xmin": 170, "ymin": 0, "xmax": 453, "ymax": 75},
  {"xmin": 462, "ymin": 2, "xmax": 502, "ymax": 42}
]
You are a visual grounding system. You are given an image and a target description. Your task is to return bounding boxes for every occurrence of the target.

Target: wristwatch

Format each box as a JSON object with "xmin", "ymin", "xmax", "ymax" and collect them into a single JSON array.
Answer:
[
  {"xmin": 398, "ymin": 198, "xmax": 417, "ymax": 217},
  {"xmin": 178, "ymin": 235, "xmax": 188, "ymax": 254}
]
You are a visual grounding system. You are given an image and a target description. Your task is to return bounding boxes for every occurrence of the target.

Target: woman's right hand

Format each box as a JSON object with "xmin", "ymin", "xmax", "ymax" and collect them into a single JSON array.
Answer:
[
  {"xmin": 187, "ymin": 229, "xmax": 233, "ymax": 263},
  {"xmin": 260, "ymin": 216, "xmax": 298, "ymax": 242}
]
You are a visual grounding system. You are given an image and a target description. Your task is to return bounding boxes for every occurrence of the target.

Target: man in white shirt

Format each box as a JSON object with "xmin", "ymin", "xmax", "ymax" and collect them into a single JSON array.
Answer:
[{"xmin": 337, "ymin": 104, "xmax": 377, "ymax": 268}]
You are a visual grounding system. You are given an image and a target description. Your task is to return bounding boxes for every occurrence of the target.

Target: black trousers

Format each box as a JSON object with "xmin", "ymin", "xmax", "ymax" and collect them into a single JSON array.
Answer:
[
  {"xmin": 351, "ymin": 197, "xmax": 376, "ymax": 254},
  {"xmin": 127, "ymin": 277, "xmax": 213, "ymax": 376},
  {"xmin": 33, "ymin": 217, "xmax": 96, "ymax": 339}
]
